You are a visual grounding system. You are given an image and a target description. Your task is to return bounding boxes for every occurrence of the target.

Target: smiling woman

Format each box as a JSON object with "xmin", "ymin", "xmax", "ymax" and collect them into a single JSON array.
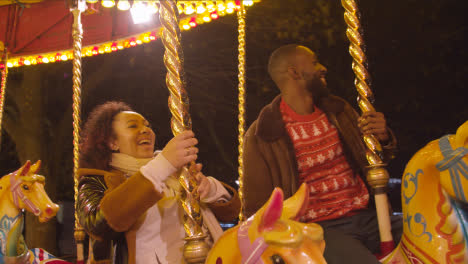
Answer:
[{"xmin": 76, "ymin": 101, "xmax": 240, "ymax": 264}]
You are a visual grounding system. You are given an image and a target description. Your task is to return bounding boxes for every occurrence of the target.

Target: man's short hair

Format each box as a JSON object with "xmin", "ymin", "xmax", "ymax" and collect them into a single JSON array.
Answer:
[{"xmin": 267, "ymin": 44, "xmax": 301, "ymax": 84}]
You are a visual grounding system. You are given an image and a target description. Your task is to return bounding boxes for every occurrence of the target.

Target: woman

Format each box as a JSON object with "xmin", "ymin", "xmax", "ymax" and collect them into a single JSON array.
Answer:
[{"xmin": 76, "ymin": 101, "xmax": 240, "ymax": 264}]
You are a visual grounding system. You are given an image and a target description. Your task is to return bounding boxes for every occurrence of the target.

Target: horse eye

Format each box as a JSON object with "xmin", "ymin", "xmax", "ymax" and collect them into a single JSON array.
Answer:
[
  {"xmin": 270, "ymin": 254, "xmax": 285, "ymax": 264},
  {"xmin": 22, "ymin": 185, "xmax": 29, "ymax": 190}
]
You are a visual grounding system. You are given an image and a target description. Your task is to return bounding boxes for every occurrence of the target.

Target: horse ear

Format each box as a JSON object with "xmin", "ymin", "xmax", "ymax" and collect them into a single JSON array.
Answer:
[
  {"xmin": 454, "ymin": 121, "xmax": 468, "ymax": 149},
  {"xmin": 17, "ymin": 160, "xmax": 32, "ymax": 176},
  {"xmin": 258, "ymin": 188, "xmax": 283, "ymax": 232},
  {"xmin": 282, "ymin": 183, "xmax": 309, "ymax": 221},
  {"xmin": 30, "ymin": 160, "xmax": 42, "ymax": 174}
]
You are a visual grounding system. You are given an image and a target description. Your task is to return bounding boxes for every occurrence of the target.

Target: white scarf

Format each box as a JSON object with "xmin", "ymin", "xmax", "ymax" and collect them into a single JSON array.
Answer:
[{"xmin": 109, "ymin": 153, "xmax": 181, "ymax": 197}]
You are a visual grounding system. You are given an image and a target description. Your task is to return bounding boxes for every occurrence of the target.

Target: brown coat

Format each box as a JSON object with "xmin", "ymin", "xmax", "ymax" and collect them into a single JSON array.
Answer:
[
  {"xmin": 243, "ymin": 95, "xmax": 396, "ymax": 217},
  {"xmin": 76, "ymin": 169, "xmax": 240, "ymax": 264}
]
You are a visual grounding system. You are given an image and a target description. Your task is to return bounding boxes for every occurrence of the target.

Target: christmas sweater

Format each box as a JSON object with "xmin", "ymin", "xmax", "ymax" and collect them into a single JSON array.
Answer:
[{"xmin": 280, "ymin": 99, "xmax": 369, "ymax": 222}]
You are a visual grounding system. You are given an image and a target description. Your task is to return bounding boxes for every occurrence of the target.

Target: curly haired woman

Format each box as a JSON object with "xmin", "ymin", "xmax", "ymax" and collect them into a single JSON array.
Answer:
[{"xmin": 76, "ymin": 101, "xmax": 240, "ymax": 264}]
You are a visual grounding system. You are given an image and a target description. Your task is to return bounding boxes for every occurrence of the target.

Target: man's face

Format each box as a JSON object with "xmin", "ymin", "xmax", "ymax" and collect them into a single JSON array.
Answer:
[{"xmin": 297, "ymin": 48, "xmax": 329, "ymax": 98}]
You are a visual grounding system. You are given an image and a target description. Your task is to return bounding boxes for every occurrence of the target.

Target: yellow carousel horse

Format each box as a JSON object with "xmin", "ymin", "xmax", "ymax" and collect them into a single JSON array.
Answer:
[
  {"xmin": 206, "ymin": 184, "xmax": 326, "ymax": 264},
  {"xmin": 381, "ymin": 121, "xmax": 468, "ymax": 264},
  {"xmin": 0, "ymin": 160, "xmax": 61, "ymax": 264}
]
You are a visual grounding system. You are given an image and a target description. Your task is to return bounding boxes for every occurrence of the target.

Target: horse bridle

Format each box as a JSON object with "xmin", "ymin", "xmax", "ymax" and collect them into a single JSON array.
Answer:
[
  {"xmin": 436, "ymin": 135, "xmax": 468, "ymax": 202},
  {"xmin": 9, "ymin": 172, "xmax": 41, "ymax": 216}
]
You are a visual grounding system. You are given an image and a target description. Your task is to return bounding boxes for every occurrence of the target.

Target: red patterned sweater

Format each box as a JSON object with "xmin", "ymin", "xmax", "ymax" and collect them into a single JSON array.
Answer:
[{"xmin": 280, "ymin": 99, "xmax": 369, "ymax": 222}]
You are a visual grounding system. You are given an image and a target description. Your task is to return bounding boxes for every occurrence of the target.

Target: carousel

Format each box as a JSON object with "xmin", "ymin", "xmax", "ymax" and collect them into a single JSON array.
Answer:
[{"xmin": 0, "ymin": 0, "xmax": 466, "ymax": 263}]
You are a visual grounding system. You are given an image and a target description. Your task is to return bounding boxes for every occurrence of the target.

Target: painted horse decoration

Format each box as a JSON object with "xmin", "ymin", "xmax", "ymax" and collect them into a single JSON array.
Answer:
[
  {"xmin": 206, "ymin": 183, "xmax": 326, "ymax": 264},
  {"xmin": 381, "ymin": 121, "xmax": 468, "ymax": 264},
  {"xmin": 0, "ymin": 161, "xmax": 67, "ymax": 264}
]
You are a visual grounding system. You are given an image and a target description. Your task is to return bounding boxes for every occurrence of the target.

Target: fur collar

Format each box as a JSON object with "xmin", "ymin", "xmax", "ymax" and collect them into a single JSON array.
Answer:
[{"xmin": 256, "ymin": 94, "xmax": 346, "ymax": 141}]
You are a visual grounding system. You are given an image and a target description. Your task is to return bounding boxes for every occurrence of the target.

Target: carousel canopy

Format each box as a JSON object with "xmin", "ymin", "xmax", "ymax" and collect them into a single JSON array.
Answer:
[{"xmin": 0, "ymin": 0, "xmax": 259, "ymax": 68}]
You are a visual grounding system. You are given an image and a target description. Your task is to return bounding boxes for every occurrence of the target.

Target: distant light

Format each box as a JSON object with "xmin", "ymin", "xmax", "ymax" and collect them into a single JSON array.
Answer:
[
  {"xmin": 130, "ymin": 2, "xmax": 153, "ymax": 24},
  {"xmin": 243, "ymin": 0, "xmax": 254, "ymax": 6},
  {"xmin": 86, "ymin": 0, "xmax": 98, "ymax": 3},
  {"xmin": 217, "ymin": 3, "xmax": 225, "ymax": 12},
  {"xmin": 42, "ymin": 57, "xmax": 50, "ymax": 63},
  {"xmin": 196, "ymin": 4, "xmax": 206, "ymax": 14},
  {"xmin": 203, "ymin": 16, "xmax": 211, "ymax": 22},
  {"xmin": 185, "ymin": 4, "xmax": 195, "ymax": 15},
  {"xmin": 235, "ymin": 180, "xmax": 239, "ymax": 186},
  {"xmin": 117, "ymin": 0, "xmax": 130, "ymax": 11},
  {"xmin": 189, "ymin": 21, "xmax": 197, "ymax": 28},
  {"xmin": 226, "ymin": 8, "xmax": 234, "ymax": 14},
  {"xmin": 226, "ymin": 1, "xmax": 236, "ymax": 9},
  {"xmin": 61, "ymin": 54, "xmax": 68, "ymax": 61},
  {"xmin": 24, "ymin": 59, "xmax": 31, "ymax": 65},
  {"xmin": 182, "ymin": 23, "xmax": 190, "ymax": 30},
  {"xmin": 210, "ymin": 12, "xmax": 219, "ymax": 19},
  {"xmin": 101, "ymin": 0, "xmax": 115, "ymax": 8},
  {"xmin": 147, "ymin": 2, "xmax": 159, "ymax": 14},
  {"xmin": 206, "ymin": 1, "xmax": 216, "ymax": 12}
]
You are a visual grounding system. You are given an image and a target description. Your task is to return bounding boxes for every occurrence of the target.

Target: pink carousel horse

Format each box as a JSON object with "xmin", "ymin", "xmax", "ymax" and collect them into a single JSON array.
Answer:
[
  {"xmin": 206, "ymin": 184, "xmax": 326, "ymax": 264},
  {"xmin": 381, "ymin": 121, "xmax": 468, "ymax": 263},
  {"xmin": 0, "ymin": 161, "xmax": 65, "ymax": 264}
]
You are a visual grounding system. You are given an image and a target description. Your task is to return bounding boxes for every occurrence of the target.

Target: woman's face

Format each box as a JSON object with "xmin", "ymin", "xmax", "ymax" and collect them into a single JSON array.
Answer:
[{"xmin": 109, "ymin": 111, "xmax": 156, "ymax": 159}]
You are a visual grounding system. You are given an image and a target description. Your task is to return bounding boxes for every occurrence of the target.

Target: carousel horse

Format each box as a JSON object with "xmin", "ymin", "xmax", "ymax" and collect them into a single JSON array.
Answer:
[
  {"xmin": 381, "ymin": 121, "xmax": 468, "ymax": 264},
  {"xmin": 206, "ymin": 183, "xmax": 326, "ymax": 264},
  {"xmin": 0, "ymin": 160, "xmax": 63, "ymax": 264}
]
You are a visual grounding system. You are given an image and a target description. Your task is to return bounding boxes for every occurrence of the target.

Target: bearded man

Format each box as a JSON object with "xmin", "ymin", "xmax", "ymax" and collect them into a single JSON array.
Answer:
[{"xmin": 243, "ymin": 44, "xmax": 401, "ymax": 264}]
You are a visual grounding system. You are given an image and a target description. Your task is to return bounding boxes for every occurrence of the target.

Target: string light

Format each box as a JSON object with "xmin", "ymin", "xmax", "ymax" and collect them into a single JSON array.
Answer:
[
  {"xmin": 101, "ymin": 0, "xmax": 115, "ymax": 8},
  {"xmin": 117, "ymin": 0, "xmax": 130, "ymax": 11},
  {"xmin": 6, "ymin": 0, "xmax": 261, "ymax": 68}
]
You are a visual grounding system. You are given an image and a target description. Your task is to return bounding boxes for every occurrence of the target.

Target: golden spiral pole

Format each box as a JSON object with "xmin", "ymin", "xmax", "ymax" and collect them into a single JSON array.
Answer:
[
  {"xmin": 71, "ymin": 1, "xmax": 86, "ymax": 263},
  {"xmin": 237, "ymin": 2, "xmax": 247, "ymax": 222},
  {"xmin": 0, "ymin": 48, "xmax": 8, "ymax": 148},
  {"xmin": 159, "ymin": 1, "xmax": 208, "ymax": 263},
  {"xmin": 341, "ymin": 0, "xmax": 394, "ymax": 245}
]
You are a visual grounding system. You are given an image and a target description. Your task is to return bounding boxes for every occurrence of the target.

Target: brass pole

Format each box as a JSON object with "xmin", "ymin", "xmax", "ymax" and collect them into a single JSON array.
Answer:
[
  {"xmin": 159, "ymin": 1, "xmax": 208, "ymax": 263},
  {"xmin": 341, "ymin": 0, "xmax": 393, "ymax": 244},
  {"xmin": 0, "ymin": 48, "xmax": 8, "ymax": 149},
  {"xmin": 71, "ymin": 1, "xmax": 86, "ymax": 263},
  {"xmin": 237, "ymin": 1, "xmax": 247, "ymax": 222}
]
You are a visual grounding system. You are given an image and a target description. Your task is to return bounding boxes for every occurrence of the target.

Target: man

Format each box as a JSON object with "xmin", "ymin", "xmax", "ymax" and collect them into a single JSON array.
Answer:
[{"xmin": 243, "ymin": 44, "xmax": 401, "ymax": 263}]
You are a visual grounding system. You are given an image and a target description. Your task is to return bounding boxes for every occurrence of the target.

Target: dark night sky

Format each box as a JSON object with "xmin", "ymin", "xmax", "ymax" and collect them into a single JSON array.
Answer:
[{"xmin": 0, "ymin": 0, "xmax": 466, "ymax": 211}]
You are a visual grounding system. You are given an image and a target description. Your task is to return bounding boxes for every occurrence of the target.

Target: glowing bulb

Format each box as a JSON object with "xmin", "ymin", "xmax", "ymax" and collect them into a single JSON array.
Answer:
[
  {"xmin": 130, "ymin": 2, "xmax": 153, "ymax": 24},
  {"xmin": 6, "ymin": 62, "xmax": 13, "ymax": 67},
  {"xmin": 189, "ymin": 21, "xmax": 197, "ymax": 27},
  {"xmin": 206, "ymin": 1, "xmax": 215, "ymax": 12},
  {"xmin": 24, "ymin": 59, "xmax": 31, "ymax": 65},
  {"xmin": 42, "ymin": 57, "xmax": 49, "ymax": 63},
  {"xmin": 226, "ymin": 8, "xmax": 234, "ymax": 14},
  {"xmin": 196, "ymin": 4, "xmax": 206, "ymax": 14},
  {"xmin": 61, "ymin": 54, "xmax": 68, "ymax": 61},
  {"xmin": 185, "ymin": 4, "xmax": 195, "ymax": 15},
  {"xmin": 210, "ymin": 12, "xmax": 219, "ymax": 19},
  {"xmin": 147, "ymin": 2, "xmax": 159, "ymax": 14},
  {"xmin": 117, "ymin": 0, "xmax": 130, "ymax": 10},
  {"xmin": 227, "ymin": 1, "xmax": 235, "ymax": 9},
  {"xmin": 86, "ymin": 0, "xmax": 98, "ymax": 3},
  {"xmin": 101, "ymin": 0, "xmax": 115, "ymax": 8},
  {"xmin": 177, "ymin": 3, "xmax": 183, "ymax": 14},
  {"xmin": 243, "ymin": 0, "xmax": 254, "ymax": 6},
  {"xmin": 217, "ymin": 3, "xmax": 225, "ymax": 12},
  {"xmin": 203, "ymin": 16, "xmax": 211, "ymax": 22},
  {"xmin": 182, "ymin": 24, "xmax": 190, "ymax": 30}
]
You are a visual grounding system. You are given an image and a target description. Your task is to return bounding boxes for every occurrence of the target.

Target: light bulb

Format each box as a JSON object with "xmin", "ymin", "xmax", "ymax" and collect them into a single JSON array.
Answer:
[
  {"xmin": 101, "ymin": 0, "xmax": 115, "ymax": 8},
  {"xmin": 117, "ymin": 0, "xmax": 130, "ymax": 10}
]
